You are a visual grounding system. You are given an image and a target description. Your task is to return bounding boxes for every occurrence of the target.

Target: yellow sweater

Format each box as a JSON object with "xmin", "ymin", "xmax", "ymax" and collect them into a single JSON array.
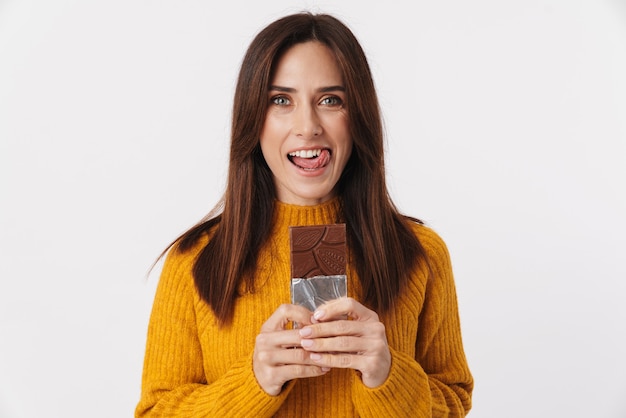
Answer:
[{"xmin": 136, "ymin": 199, "xmax": 473, "ymax": 417}]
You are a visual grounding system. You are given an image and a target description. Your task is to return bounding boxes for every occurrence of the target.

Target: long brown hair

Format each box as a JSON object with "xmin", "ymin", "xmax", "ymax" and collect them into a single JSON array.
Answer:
[{"xmin": 170, "ymin": 12, "xmax": 425, "ymax": 325}]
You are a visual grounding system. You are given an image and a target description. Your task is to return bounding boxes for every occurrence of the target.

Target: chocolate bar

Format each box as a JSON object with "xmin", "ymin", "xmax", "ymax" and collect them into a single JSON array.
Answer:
[{"xmin": 289, "ymin": 224, "xmax": 347, "ymax": 278}]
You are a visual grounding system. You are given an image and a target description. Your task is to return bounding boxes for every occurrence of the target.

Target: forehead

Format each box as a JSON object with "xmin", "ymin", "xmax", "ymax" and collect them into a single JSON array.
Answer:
[{"xmin": 271, "ymin": 41, "xmax": 344, "ymax": 85}]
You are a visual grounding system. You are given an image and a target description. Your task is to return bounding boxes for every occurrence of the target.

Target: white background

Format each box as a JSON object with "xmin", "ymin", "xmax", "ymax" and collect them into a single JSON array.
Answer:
[{"xmin": 1, "ymin": 1, "xmax": 625, "ymax": 417}]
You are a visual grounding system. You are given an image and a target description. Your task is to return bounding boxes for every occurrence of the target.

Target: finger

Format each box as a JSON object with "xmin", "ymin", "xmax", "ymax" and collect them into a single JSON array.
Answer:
[
  {"xmin": 307, "ymin": 351, "xmax": 360, "ymax": 369},
  {"xmin": 256, "ymin": 329, "xmax": 304, "ymax": 350},
  {"xmin": 300, "ymin": 318, "xmax": 386, "ymax": 339},
  {"xmin": 299, "ymin": 320, "xmax": 364, "ymax": 338},
  {"xmin": 276, "ymin": 364, "xmax": 331, "ymax": 380},
  {"xmin": 255, "ymin": 345, "xmax": 319, "ymax": 366},
  {"xmin": 299, "ymin": 320, "xmax": 389, "ymax": 355},
  {"xmin": 307, "ymin": 351, "xmax": 390, "ymax": 388},
  {"xmin": 300, "ymin": 335, "xmax": 366, "ymax": 354},
  {"xmin": 253, "ymin": 359, "xmax": 330, "ymax": 396},
  {"xmin": 313, "ymin": 297, "xmax": 379, "ymax": 322},
  {"xmin": 260, "ymin": 304, "xmax": 314, "ymax": 332}
]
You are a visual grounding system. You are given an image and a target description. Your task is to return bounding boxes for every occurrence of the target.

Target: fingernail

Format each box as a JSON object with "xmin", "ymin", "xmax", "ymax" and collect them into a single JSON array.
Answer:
[
  {"xmin": 313, "ymin": 310, "xmax": 325, "ymax": 320},
  {"xmin": 310, "ymin": 353, "xmax": 322, "ymax": 361},
  {"xmin": 301, "ymin": 339, "xmax": 314, "ymax": 348},
  {"xmin": 299, "ymin": 327, "xmax": 312, "ymax": 337},
  {"xmin": 321, "ymin": 367, "xmax": 331, "ymax": 372}
]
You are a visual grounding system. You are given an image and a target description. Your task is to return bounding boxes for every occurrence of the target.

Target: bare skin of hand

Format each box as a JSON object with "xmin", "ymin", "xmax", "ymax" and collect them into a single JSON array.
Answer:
[
  {"xmin": 253, "ymin": 304, "xmax": 331, "ymax": 396},
  {"xmin": 298, "ymin": 297, "xmax": 391, "ymax": 388}
]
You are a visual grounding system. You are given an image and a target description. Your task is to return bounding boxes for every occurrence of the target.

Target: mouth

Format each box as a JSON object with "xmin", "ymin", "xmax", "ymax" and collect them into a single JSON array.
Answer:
[{"xmin": 288, "ymin": 148, "xmax": 331, "ymax": 171}]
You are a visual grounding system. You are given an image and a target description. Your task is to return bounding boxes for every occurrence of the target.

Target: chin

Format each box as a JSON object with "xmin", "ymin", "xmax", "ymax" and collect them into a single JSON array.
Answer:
[{"xmin": 286, "ymin": 189, "xmax": 335, "ymax": 205}]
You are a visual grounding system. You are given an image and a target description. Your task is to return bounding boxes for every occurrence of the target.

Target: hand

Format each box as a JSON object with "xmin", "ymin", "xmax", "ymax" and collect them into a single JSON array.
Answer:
[
  {"xmin": 298, "ymin": 297, "xmax": 391, "ymax": 388},
  {"xmin": 253, "ymin": 304, "xmax": 331, "ymax": 396}
]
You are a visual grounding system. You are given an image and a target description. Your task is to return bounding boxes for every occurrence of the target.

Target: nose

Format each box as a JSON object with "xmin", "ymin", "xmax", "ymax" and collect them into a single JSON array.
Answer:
[{"xmin": 293, "ymin": 104, "xmax": 322, "ymax": 139}]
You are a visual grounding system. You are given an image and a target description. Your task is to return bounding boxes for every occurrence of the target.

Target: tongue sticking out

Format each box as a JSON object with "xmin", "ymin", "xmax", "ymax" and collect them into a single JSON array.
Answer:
[{"xmin": 291, "ymin": 149, "xmax": 331, "ymax": 170}]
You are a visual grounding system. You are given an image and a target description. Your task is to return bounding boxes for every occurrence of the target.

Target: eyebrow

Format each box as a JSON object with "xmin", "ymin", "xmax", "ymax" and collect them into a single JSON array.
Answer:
[{"xmin": 268, "ymin": 85, "xmax": 346, "ymax": 93}]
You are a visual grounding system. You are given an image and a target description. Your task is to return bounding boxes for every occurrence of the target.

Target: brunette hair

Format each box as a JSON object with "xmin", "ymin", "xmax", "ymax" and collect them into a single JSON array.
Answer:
[{"xmin": 171, "ymin": 12, "xmax": 425, "ymax": 325}]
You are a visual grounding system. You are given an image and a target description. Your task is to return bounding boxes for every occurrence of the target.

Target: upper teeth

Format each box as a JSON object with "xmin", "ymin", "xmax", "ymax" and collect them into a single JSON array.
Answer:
[{"xmin": 289, "ymin": 149, "xmax": 322, "ymax": 158}]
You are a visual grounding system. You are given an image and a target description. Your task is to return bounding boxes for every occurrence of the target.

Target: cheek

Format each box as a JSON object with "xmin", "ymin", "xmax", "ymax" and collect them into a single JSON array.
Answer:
[
  {"xmin": 260, "ymin": 118, "xmax": 286, "ymax": 149},
  {"xmin": 259, "ymin": 123, "xmax": 277, "ymax": 153},
  {"xmin": 259, "ymin": 142, "xmax": 280, "ymax": 171},
  {"xmin": 340, "ymin": 135, "xmax": 353, "ymax": 161}
]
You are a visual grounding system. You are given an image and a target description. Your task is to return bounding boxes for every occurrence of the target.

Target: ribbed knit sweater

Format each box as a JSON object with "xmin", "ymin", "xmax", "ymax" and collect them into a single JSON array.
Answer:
[{"xmin": 136, "ymin": 199, "xmax": 473, "ymax": 417}]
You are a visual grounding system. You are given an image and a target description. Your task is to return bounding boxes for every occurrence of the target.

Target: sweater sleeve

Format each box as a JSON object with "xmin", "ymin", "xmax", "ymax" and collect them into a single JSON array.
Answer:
[
  {"xmin": 135, "ymin": 246, "xmax": 292, "ymax": 417},
  {"xmin": 351, "ymin": 227, "xmax": 473, "ymax": 417}
]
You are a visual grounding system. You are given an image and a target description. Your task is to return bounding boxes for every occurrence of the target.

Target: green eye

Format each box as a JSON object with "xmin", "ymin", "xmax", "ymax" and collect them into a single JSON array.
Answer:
[
  {"xmin": 321, "ymin": 96, "xmax": 342, "ymax": 106},
  {"xmin": 272, "ymin": 96, "xmax": 290, "ymax": 105}
]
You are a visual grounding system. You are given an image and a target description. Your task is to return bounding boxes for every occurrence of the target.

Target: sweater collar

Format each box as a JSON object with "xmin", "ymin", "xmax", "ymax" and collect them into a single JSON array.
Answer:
[{"xmin": 273, "ymin": 197, "xmax": 341, "ymax": 227}]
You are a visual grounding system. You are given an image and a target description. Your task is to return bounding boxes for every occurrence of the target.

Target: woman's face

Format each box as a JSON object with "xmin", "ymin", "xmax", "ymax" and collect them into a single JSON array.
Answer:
[{"xmin": 260, "ymin": 41, "xmax": 352, "ymax": 206}]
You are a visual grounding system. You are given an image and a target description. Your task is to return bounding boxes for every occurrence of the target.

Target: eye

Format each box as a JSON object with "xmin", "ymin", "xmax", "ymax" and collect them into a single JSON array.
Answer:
[
  {"xmin": 271, "ymin": 95, "xmax": 291, "ymax": 106},
  {"xmin": 320, "ymin": 96, "xmax": 343, "ymax": 107}
]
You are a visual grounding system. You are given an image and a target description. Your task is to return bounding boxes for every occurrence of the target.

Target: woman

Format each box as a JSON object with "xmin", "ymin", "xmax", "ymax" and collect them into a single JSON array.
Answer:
[{"xmin": 136, "ymin": 12, "xmax": 473, "ymax": 417}]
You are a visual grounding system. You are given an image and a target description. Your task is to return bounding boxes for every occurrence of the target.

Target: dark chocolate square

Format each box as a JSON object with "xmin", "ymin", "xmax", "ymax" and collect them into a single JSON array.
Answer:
[{"xmin": 289, "ymin": 224, "xmax": 347, "ymax": 278}]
